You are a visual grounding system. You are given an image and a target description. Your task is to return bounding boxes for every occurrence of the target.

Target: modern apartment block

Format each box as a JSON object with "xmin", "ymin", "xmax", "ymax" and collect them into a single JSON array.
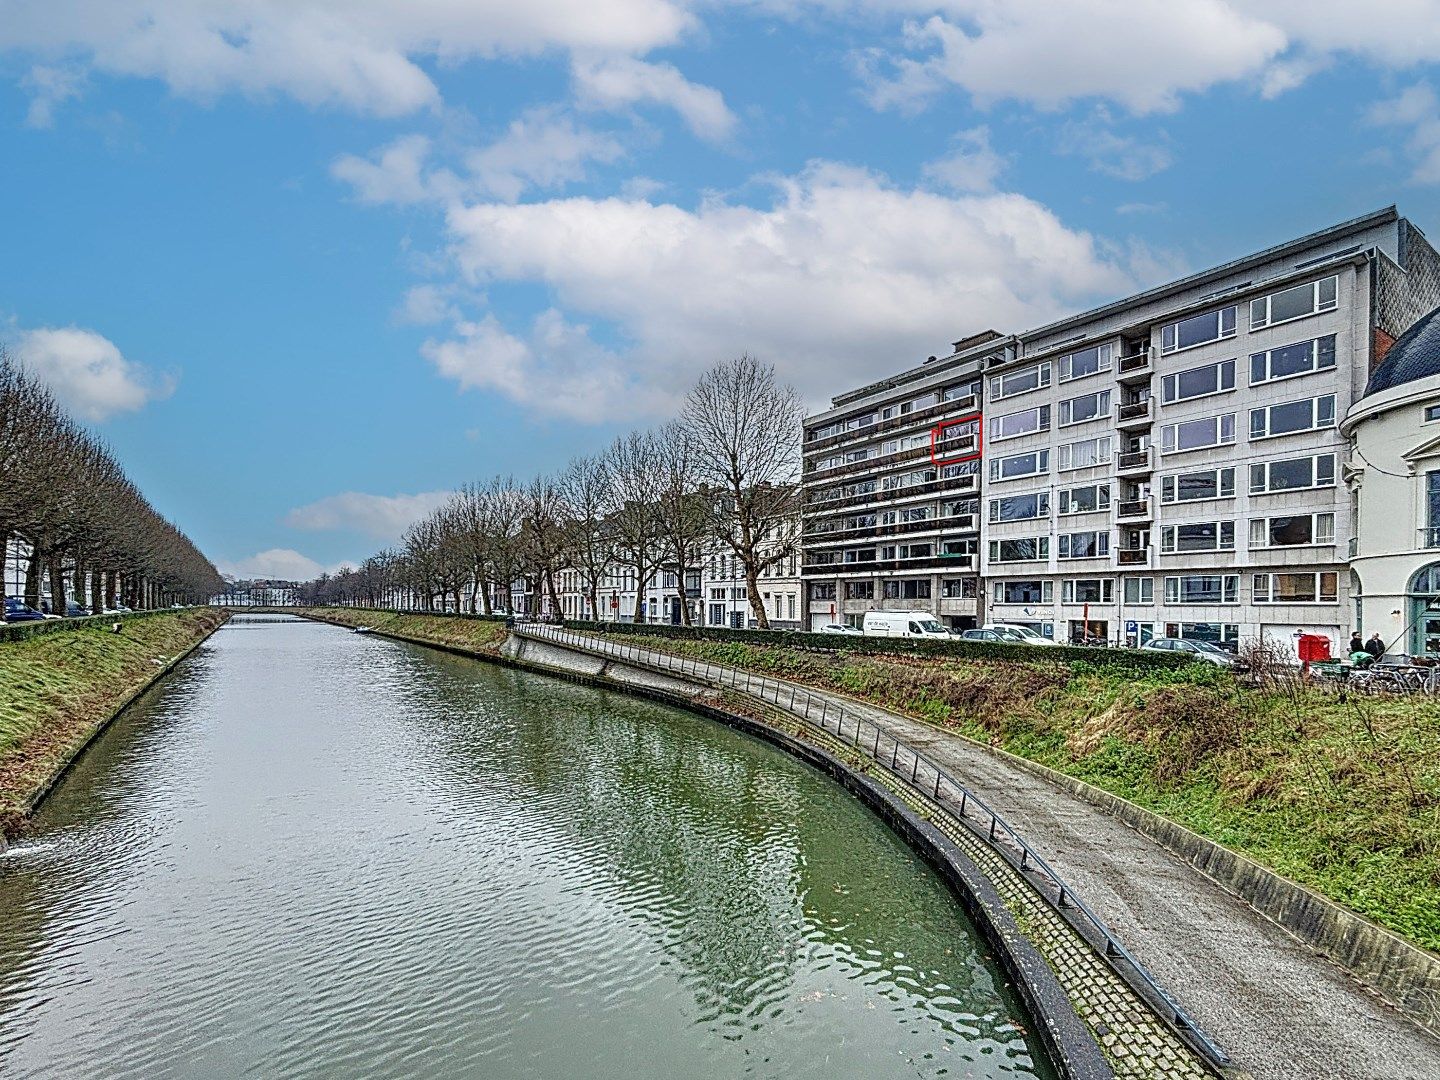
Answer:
[
  {"xmin": 803, "ymin": 207, "xmax": 1440, "ymax": 656},
  {"xmin": 799, "ymin": 332, "xmax": 1010, "ymax": 631}
]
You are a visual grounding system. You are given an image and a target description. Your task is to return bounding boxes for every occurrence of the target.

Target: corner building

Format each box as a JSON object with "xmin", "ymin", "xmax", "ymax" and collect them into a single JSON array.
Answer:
[{"xmin": 804, "ymin": 207, "xmax": 1440, "ymax": 657}]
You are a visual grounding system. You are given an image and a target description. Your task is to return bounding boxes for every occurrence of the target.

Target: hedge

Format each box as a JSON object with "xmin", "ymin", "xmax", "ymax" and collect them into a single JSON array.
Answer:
[
  {"xmin": 0, "ymin": 607, "xmax": 195, "ymax": 645},
  {"xmin": 558, "ymin": 618, "xmax": 1192, "ymax": 671}
]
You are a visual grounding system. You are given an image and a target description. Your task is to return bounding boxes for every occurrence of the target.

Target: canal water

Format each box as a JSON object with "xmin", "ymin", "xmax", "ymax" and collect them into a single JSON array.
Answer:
[{"xmin": 0, "ymin": 616, "xmax": 1055, "ymax": 1078}]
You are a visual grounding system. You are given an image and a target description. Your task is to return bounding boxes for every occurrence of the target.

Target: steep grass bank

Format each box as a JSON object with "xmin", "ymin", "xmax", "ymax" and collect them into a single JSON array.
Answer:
[
  {"xmin": 0, "ymin": 608, "xmax": 229, "ymax": 835},
  {"xmin": 604, "ymin": 632, "xmax": 1440, "ymax": 953},
  {"xmin": 298, "ymin": 607, "xmax": 509, "ymax": 654}
]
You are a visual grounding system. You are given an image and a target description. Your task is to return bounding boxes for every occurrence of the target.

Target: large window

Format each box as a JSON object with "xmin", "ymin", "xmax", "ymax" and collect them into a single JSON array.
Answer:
[
  {"xmin": 1163, "ymin": 575, "xmax": 1239, "ymax": 604},
  {"xmin": 1058, "ymin": 436, "xmax": 1113, "ymax": 471},
  {"xmin": 1160, "ymin": 413, "xmax": 1236, "ymax": 454},
  {"xmin": 1161, "ymin": 467, "xmax": 1235, "ymax": 503},
  {"xmin": 1162, "ymin": 359, "xmax": 1235, "ymax": 404},
  {"xmin": 942, "ymin": 578, "xmax": 977, "ymax": 599},
  {"xmin": 1123, "ymin": 577, "xmax": 1154, "ymax": 604},
  {"xmin": 844, "ymin": 582, "xmax": 874, "ymax": 599},
  {"xmin": 1063, "ymin": 578, "xmax": 1114, "ymax": 604},
  {"xmin": 1249, "ymin": 395, "xmax": 1336, "ymax": 439},
  {"xmin": 1058, "ymin": 343, "xmax": 1112, "ymax": 382},
  {"xmin": 1248, "ymin": 513, "xmax": 1335, "ymax": 548},
  {"xmin": 1160, "ymin": 521, "xmax": 1235, "ymax": 553},
  {"xmin": 1249, "ymin": 275, "xmax": 1338, "ymax": 330},
  {"xmin": 1059, "ymin": 390, "xmax": 1110, "ymax": 426},
  {"xmin": 1058, "ymin": 531, "xmax": 1109, "ymax": 559},
  {"xmin": 989, "ymin": 362, "xmax": 1051, "ymax": 400},
  {"xmin": 990, "ymin": 405, "xmax": 1051, "ymax": 441},
  {"xmin": 990, "ymin": 449, "xmax": 1050, "ymax": 482},
  {"xmin": 883, "ymin": 579, "xmax": 932, "ymax": 600},
  {"xmin": 989, "ymin": 537, "xmax": 1049, "ymax": 563},
  {"xmin": 1161, "ymin": 306, "xmax": 1237, "ymax": 354},
  {"xmin": 1249, "ymin": 454, "xmax": 1336, "ymax": 494},
  {"xmin": 989, "ymin": 492, "xmax": 1050, "ymax": 522},
  {"xmin": 809, "ymin": 583, "xmax": 836, "ymax": 600},
  {"xmin": 1059, "ymin": 484, "xmax": 1110, "ymax": 515},
  {"xmin": 1429, "ymin": 471, "xmax": 1440, "ymax": 544},
  {"xmin": 1253, "ymin": 572, "xmax": 1339, "ymax": 603},
  {"xmin": 1249, "ymin": 335, "xmax": 1337, "ymax": 385},
  {"xmin": 994, "ymin": 580, "xmax": 1052, "ymax": 604},
  {"xmin": 842, "ymin": 547, "xmax": 877, "ymax": 563},
  {"xmin": 882, "ymin": 466, "xmax": 939, "ymax": 491}
]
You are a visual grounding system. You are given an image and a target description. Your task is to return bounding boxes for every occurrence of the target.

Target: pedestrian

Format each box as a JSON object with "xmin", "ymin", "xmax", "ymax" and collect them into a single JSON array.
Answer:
[
  {"xmin": 1349, "ymin": 631, "xmax": 1363, "ymax": 655},
  {"xmin": 1365, "ymin": 632, "xmax": 1386, "ymax": 661}
]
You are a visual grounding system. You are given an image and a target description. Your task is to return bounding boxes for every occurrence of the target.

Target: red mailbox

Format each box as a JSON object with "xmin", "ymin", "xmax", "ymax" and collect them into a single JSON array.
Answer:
[{"xmin": 1297, "ymin": 633, "xmax": 1331, "ymax": 663}]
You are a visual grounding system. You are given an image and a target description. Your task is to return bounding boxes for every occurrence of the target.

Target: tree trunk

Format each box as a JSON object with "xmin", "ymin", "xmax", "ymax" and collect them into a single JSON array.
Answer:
[
  {"xmin": 633, "ymin": 568, "xmax": 650, "ymax": 623},
  {"xmin": 745, "ymin": 560, "xmax": 770, "ymax": 629},
  {"xmin": 24, "ymin": 545, "xmax": 43, "ymax": 608},
  {"xmin": 544, "ymin": 568, "xmax": 563, "ymax": 620},
  {"xmin": 48, "ymin": 556, "xmax": 67, "ymax": 614},
  {"xmin": 105, "ymin": 571, "xmax": 117, "ymax": 610},
  {"xmin": 91, "ymin": 570, "xmax": 103, "ymax": 613}
]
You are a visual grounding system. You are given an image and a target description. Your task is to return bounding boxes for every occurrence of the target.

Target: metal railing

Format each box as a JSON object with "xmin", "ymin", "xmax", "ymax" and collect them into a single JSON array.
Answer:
[{"xmin": 517, "ymin": 622, "xmax": 1227, "ymax": 1069}]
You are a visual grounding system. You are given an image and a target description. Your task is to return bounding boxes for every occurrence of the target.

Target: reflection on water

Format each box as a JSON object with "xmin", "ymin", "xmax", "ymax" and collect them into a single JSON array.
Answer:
[{"xmin": 0, "ymin": 615, "xmax": 1055, "ymax": 1079}]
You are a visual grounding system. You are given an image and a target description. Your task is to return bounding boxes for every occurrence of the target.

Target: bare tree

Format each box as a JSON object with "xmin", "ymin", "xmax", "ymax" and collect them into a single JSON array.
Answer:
[
  {"xmin": 653, "ymin": 421, "xmax": 708, "ymax": 626},
  {"xmin": 605, "ymin": 430, "xmax": 666, "ymax": 623},
  {"xmin": 683, "ymin": 355, "xmax": 803, "ymax": 628},
  {"xmin": 520, "ymin": 473, "xmax": 571, "ymax": 618},
  {"xmin": 558, "ymin": 453, "xmax": 615, "ymax": 621}
]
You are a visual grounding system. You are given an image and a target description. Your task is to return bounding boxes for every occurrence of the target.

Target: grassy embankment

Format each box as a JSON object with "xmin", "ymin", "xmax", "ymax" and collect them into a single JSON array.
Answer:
[
  {"xmin": 0, "ymin": 609, "xmax": 229, "ymax": 835},
  {"xmin": 299, "ymin": 607, "xmax": 509, "ymax": 652},
  {"xmin": 599, "ymin": 632, "xmax": 1440, "ymax": 953}
]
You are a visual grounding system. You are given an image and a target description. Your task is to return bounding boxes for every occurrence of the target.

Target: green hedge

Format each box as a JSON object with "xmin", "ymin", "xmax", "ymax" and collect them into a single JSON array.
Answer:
[
  {"xmin": 559, "ymin": 618, "xmax": 1192, "ymax": 671},
  {"xmin": 0, "ymin": 608, "xmax": 188, "ymax": 645}
]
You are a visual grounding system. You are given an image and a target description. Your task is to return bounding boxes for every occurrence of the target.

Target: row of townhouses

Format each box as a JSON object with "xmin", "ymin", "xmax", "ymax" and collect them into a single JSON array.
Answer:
[{"xmin": 801, "ymin": 206, "xmax": 1440, "ymax": 659}]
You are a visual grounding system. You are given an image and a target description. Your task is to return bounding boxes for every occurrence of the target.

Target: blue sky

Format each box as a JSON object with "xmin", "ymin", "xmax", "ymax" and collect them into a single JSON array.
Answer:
[{"xmin": 2, "ymin": 1, "xmax": 1439, "ymax": 579}]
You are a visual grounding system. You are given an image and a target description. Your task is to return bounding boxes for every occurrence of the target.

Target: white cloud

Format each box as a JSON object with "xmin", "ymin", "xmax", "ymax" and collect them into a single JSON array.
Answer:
[
  {"xmin": 1057, "ymin": 111, "xmax": 1174, "ymax": 180},
  {"xmin": 331, "ymin": 134, "xmax": 440, "ymax": 204},
  {"xmin": 396, "ymin": 284, "xmax": 459, "ymax": 325},
  {"xmin": 572, "ymin": 55, "xmax": 737, "ymax": 142},
  {"xmin": 21, "ymin": 64, "xmax": 85, "ymax": 127},
  {"xmin": 425, "ymin": 161, "xmax": 1141, "ymax": 420},
  {"xmin": 10, "ymin": 326, "xmax": 175, "ymax": 421},
  {"xmin": 1, "ymin": 0, "xmax": 694, "ymax": 117},
  {"xmin": 216, "ymin": 548, "xmax": 329, "ymax": 581},
  {"xmin": 921, "ymin": 125, "xmax": 1005, "ymax": 192},
  {"xmin": 1368, "ymin": 82, "xmax": 1440, "ymax": 185},
  {"xmin": 285, "ymin": 490, "xmax": 454, "ymax": 540}
]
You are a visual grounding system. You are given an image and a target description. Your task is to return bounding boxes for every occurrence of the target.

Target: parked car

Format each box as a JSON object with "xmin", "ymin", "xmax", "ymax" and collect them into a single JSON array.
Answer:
[
  {"xmin": 4, "ymin": 597, "xmax": 48, "ymax": 623},
  {"xmin": 982, "ymin": 623, "xmax": 1059, "ymax": 646},
  {"xmin": 65, "ymin": 601, "xmax": 91, "ymax": 617},
  {"xmin": 960, "ymin": 627, "xmax": 1027, "ymax": 644},
  {"xmin": 862, "ymin": 610, "xmax": 951, "ymax": 639},
  {"xmin": 817, "ymin": 622, "xmax": 862, "ymax": 635},
  {"xmin": 1142, "ymin": 637, "xmax": 1241, "ymax": 668}
]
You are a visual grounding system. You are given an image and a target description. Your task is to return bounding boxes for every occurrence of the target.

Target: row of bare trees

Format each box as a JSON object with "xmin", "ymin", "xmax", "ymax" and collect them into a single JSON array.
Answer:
[
  {"xmin": 0, "ymin": 349, "xmax": 223, "ymax": 613},
  {"xmin": 299, "ymin": 356, "xmax": 804, "ymax": 628}
]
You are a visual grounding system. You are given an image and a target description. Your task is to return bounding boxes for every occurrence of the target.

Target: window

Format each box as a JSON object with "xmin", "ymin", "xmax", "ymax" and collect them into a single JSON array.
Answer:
[
  {"xmin": 994, "ymin": 580, "xmax": 1052, "ymax": 604},
  {"xmin": 1426, "ymin": 404, "xmax": 1440, "ymax": 423},
  {"xmin": 941, "ymin": 538, "xmax": 975, "ymax": 557},
  {"xmin": 1250, "ymin": 395, "xmax": 1336, "ymax": 439},
  {"xmin": 1249, "ymin": 275, "xmax": 1338, "ymax": 330},
  {"xmin": 1249, "ymin": 335, "xmax": 1336, "ymax": 385},
  {"xmin": 1249, "ymin": 513, "xmax": 1335, "ymax": 548},
  {"xmin": 1123, "ymin": 577, "xmax": 1154, "ymax": 604},
  {"xmin": 1166, "ymin": 622, "xmax": 1241, "ymax": 646},
  {"xmin": 1059, "ymin": 390, "xmax": 1110, "ymax": 426},
  {"xmin": 941, "ymin": 578, "xmax": 967, "ymax": 598},
  {"xmin": 1253, "ymin": 572, "xmax": 1339, "ymax": 603},
  {"xmin": 1160, "ymin": 413, "xmax": 1236, "ymax": 454},
  {"xmin": 991, "ymin": 404, "xmax": 1051, "ymax": 441},
  {"xmin": 809, "ymin": 583, "xmax": 836, "ymax": 600},
  {"xmin": 845, "ymin": 582, "xmax": 874, "ymax": 600},
  {"xmin": 1063, "ymin": 578, "xmax": 1114, "ymax": 604},
  {"xmin": 989, "ymin": 492, "xmax": 1050, "ymax": 522},
  {"xmin": 1161, "ymin": 307, "xmax": 1236, "ymax": 354},
  {"xmin": 990, "ymin": 449, "xmax": 1050, "ymax": 482},
  {"xmin": 944, "ymin": 379, "xmax": 981, "ymax": 403},
  {"xmin": 1058, "ymin": 531, "xmax": 1109, "ymax": 559},
  {"xmin": 1160, "ymin": 521, "xmax": 1235, "ymax": 553},
  {"xmin": 989, "ymin": 537, "xmax": 1049, "ymax": 563},
  {"xmin": 1059, "ymin": 484, "xmax": 1111, "ymax": 515},
  {"xmin": 1162, "ymin": 359, "xmax": 1235, "ymax": 403},
  {"xmin": 841, "ymin": 548, "xmax": 876, "ymax": 563},
  {"xmin": 1430, "ymin": 472, "xmax": 1440, "ymax": 540},
  {"xmin": 1058, "ymin": 436, "xmax": 1113, "ymax": 470},
  {"xmin": 1161, "ymin": 467, "xmax": 1235, "ymax": 503},
  {"xmin": 990, "ymin": 362, "xmax": 1051, "ymax": 400},
  {"xmin": 1058, "ymin": 344, "xmax": 1112, "ymax": 382},
  {"xmin": 942, "ymin": 497, "xmax": 980, "ymax": 519},
  {"xmin": 883, "ymin": 579, "xmax": 931, "ymax": 600},
  {"xmin": 1249, "ymin": 453, "xmax": 1336, "ymax": 494},
  {"xmin": 1163, "ymin": 576, "xmax": 1239, "ymax": 604}
]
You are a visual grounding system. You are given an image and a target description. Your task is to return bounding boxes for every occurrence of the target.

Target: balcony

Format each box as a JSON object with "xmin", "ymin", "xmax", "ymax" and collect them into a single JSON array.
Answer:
[
  {"xmin": 1116, "ymin": 348, "xmax": 1153, "ymax": 383},
  {"xmin": 1115, "ymin": 448, "xmax": 1153, "ymax": 475},
  {"xmin": 1422, "ymin": 528, "xmax": 1440, "ymax": 549},
  {"xmin": 801, "ymin": 553, "xmax": 976, "ymax": 577},
  {"xmin": 1114, "ymin": 399, "xmax": 1153, "ymax": 430},
  {"xmin": 1116, "ymin": 546, "xmax": 1151, "ymax": 567},
  {"xmin": 804, "ymin": 395, "xmax": 980, "ymax": 455},
  {"xmin": 803, "ymin": 513, "xmax": 977, "ymax": 545},
  {"xmin": 803, "ymin": 443, "xmax": 932, "ymax": 484},
  {"xmin": 805, "ymin": 472, "xmax": 977, "ymax": 514},
  {"xmin": 1116, "ymin": 497, "xmax": 1152, "ymax": 521}
]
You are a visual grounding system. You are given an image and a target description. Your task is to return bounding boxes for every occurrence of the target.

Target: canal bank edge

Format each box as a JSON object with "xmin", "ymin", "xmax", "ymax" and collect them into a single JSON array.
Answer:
[
  {"xmin": 290, "ymin": 610, "xmax": 1175, "ymax": 1080},
  {"xmin": 1, "ymin": 610, "xmax": 231, "ymax": 845}
]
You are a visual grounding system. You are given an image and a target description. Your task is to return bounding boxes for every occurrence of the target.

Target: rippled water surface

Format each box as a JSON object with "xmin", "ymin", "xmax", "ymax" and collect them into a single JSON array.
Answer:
[{"xmin": 0, "ymin": 616, "xmax": 1055, "ymax": 1078}]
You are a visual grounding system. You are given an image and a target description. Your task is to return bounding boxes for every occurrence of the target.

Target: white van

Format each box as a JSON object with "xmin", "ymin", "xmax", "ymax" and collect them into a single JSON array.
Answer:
[{"xmin": 862, "ymin": 611, "xmax": 951, "ymax": 639}]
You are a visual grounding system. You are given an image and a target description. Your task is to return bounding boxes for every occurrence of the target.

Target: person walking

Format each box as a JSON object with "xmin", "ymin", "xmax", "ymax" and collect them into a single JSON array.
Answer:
[
  {"xmin": 1349, "ymin": 631, "xmax": 1364, "ymax": 656},
  {"xmin": 1365, "ymin": 632, "xmax": 1386, "ymax": 661}
]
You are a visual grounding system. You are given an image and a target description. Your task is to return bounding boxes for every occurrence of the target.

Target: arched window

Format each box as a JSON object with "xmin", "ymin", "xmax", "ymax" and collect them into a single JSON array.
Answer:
[{"xmin": 1410, "ymin": 563, "xmax": 1440, "ymax": 597}]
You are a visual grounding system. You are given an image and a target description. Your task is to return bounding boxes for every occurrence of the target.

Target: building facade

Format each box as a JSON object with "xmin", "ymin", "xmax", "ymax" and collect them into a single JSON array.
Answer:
[
  {"xmin": 800, "ymin": 332, "xmax": 1006, "ymax": 631},
  {"xmin": 803, "ymin": 207, "xmax": 1440, "ymax": 658}
]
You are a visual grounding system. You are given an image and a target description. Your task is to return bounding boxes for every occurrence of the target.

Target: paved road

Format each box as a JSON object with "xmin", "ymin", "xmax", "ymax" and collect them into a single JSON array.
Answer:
[{"xmin": 533, "ymin": 629, "xmax": 1440, "ymax": 1080}]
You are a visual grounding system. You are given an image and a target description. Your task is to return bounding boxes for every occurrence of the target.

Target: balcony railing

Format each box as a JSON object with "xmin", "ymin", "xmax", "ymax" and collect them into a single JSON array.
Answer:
[
  {"xmin": 1116, "ymin": 348, "xmax": 1153, "ymax": 379},
  {"xmin": 1115, "ymin": 400, "xmax": 1152, "ymax": 426},
  {"xmin": 1116, "ymin": 547, "xmax": 1151, "ymax": 566},
  {"xmin": 803, "ymin": 514, "xmax": 979, "ymax": 546},
  {"xmin": 802, "ymin": 553, "xmax": 976, "ymax": 576},
  {"xmin": 1116, "ymin": 448, "xmax": 1153, "ymax": 473},
  {"xmin": 1116, "ymin": 498, "xmax": 1152, "ymax": 520},
  {"xmin": 806, "ymin": 472, "xmax": 977, "ymax": 512},
  {"xmin": 1422, "ymin": 528, "xmax": 1440, "ymax": 549},
  {"xmin": 805, "ymin": 395, "xmax": 980, "ymax": 456}
]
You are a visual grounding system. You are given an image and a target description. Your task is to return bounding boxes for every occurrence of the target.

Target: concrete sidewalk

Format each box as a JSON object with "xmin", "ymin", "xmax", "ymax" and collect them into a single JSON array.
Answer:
[{"xmin": 533, "ymin": 628, "xmax": 1440, "ymax": 1080}]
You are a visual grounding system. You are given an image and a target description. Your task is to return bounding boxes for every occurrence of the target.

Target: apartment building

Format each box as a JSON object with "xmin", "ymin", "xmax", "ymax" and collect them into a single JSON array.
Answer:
[
  {"xmin": 702, "ymin": 542, "xmax": 802, "ymax": 629},
  {"xmin": 980, "ymin": 206, "xmax": 1439, "ymax": 655},
  {"xmin": 799, "ymin": 332, "xmax": 1010, "ymax": 631}
]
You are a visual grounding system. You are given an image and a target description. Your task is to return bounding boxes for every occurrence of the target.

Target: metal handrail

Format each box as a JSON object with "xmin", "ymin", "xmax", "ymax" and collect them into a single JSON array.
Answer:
[{"xmin": 518, "ymin": 622, "xmax": 1228, "ymax": 1068}]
